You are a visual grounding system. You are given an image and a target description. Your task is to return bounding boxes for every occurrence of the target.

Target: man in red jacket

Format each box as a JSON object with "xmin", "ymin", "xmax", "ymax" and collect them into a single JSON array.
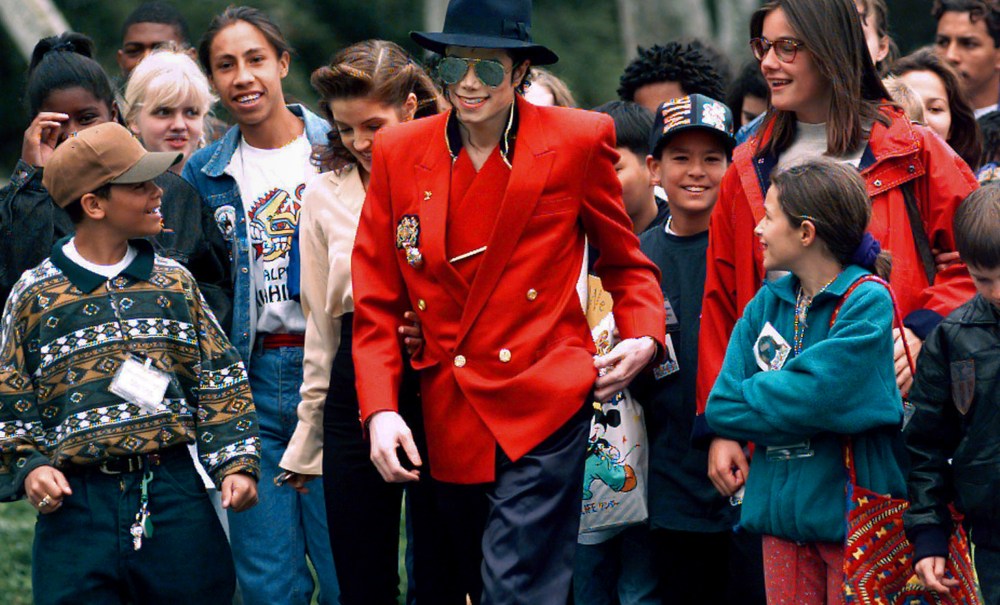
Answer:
[{"xmin": 350, "ymin": 1, "xmax": 665, "ymax": 601}]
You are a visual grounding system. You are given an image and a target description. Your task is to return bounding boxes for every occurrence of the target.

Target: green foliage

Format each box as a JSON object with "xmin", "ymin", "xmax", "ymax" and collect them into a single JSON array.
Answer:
[
  {"xmin": 0, "ymin": 501, "xmax": 37, "ymax": 605},
  {"xmin": 0, "ymin": 0, "xmax": 943, "ymax": 184},
  {"xmin": 535, "ymin": 0, "xmax": 622, "ymax": 108}
]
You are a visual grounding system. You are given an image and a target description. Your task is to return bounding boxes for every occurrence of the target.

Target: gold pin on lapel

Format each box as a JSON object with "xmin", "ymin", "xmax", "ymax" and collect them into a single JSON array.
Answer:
[{"xmin": 424, "ymin": 191, "xmax": 432, "ymax": 200}]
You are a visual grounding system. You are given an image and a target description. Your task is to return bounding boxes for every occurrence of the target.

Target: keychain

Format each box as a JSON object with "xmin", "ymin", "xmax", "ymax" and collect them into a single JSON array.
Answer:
[{"xmin": 129, "ymin": 467, "xmax": 155, "ymax": 551}]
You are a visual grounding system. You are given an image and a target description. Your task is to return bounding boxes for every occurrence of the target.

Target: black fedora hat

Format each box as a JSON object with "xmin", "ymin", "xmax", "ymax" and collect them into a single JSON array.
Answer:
[{"xmin": 411, "ymin": 0, "xmax": 558, "ymax": 65}]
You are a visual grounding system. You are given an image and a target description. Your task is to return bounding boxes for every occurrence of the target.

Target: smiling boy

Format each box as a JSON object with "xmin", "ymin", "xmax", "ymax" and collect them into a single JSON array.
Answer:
[
  {"xmin": 633, "ymin": 95, "xmax": 767, "ymax": 604},
  {"xmin": 0, "ymin": 123, "xmax": 260, "ymax": 605}
]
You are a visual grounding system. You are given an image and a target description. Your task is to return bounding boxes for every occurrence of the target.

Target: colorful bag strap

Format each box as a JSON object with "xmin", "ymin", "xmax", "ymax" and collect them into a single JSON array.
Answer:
[{"xmin": 830, "ymin": 274, "xmax": 916, "ymax": 486}]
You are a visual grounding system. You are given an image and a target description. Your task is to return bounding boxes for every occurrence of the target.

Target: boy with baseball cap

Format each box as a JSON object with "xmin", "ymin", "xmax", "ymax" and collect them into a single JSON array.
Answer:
[
  {"xmin": 0, "ymin": 122, "xmax": 260, "ymax": 605},
  {"xmin": 629, "ymin": 95, "xmax": 767, "ymax": 603}
]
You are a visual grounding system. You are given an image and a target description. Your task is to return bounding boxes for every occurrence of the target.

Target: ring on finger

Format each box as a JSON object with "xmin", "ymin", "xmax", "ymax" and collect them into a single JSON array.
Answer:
[{"xmin": 38, "ymin": 494, "xmax": 52, "ymax": 508}]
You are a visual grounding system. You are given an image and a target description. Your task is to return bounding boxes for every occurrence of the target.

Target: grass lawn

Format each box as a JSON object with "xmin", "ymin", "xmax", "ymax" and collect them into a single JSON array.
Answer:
[{"xmin": 0, "ymin": 500, "xmax": 36, "ymax": 605}]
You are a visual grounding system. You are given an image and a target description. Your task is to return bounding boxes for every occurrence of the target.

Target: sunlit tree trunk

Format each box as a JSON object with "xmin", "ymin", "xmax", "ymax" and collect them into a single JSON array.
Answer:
[
  {"xmin": 0, "ymin": 0, "xmax": 69, "ymax": 60},
  {"xmin": 424, "ymin": 0, "xmax": 448, "ymax": 30}
]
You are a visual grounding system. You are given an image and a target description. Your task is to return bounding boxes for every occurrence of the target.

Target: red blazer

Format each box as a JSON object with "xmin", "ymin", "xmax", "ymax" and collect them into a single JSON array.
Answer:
[
  {"xmin": 696, "ymin": 105, "xmax": 977, "ymax": 419},
  {"xmin": 352, "ymin": 98, "xmax": 666, "ymax": 483}
]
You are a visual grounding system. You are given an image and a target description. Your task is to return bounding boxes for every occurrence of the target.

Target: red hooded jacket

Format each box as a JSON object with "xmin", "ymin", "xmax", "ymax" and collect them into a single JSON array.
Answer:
[{"xmin": 695, "ymin": 105, "xmax": 978, "ymax": 423}]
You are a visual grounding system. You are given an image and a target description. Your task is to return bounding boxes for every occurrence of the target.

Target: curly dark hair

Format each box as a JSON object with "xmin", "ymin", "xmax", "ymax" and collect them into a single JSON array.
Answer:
[{"xmin": 618, "ymin": 41, "xmax": 727, "ymax": 104}]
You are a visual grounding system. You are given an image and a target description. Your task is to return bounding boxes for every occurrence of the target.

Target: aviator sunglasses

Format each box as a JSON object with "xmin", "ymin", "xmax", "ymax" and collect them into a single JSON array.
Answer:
[
  {"xmin": 438, "ymin": 56, "xmax": 510, "ymax": 88},
  {"xmin": 750, "ymin": 36, "xmax": 806, "ymax": 63}
]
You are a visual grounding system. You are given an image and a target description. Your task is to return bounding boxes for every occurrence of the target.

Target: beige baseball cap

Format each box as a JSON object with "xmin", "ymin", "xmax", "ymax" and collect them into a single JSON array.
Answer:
[{"xmin": 42, "ymin": 122, "xmax": 182, "ymax": 208}]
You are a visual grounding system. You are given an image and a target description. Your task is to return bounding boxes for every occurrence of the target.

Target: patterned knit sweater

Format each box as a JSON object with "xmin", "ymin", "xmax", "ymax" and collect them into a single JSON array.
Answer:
[{"xmin": 0, "ymin": 238, "xmax": 260, "ymax": 499}]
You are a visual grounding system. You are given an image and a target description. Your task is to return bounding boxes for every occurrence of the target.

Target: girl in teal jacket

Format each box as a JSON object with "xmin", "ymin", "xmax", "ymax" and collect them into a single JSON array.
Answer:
[{"xmin": 706, "ymin": 158, "xmax": 906, "ymax": 604}]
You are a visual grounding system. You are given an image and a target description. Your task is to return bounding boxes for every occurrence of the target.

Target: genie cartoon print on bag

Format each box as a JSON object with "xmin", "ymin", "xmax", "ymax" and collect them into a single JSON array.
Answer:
[
  {"xmin": 583, "ymin": 397, "xmax": 639, "ymax": 500},
  {"xmin": 579, "ymin": 306, "xmax": 650, "ymax": 535}
]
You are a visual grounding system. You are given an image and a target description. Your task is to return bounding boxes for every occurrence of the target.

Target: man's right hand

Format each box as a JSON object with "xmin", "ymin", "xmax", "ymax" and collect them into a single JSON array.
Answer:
[
  {"xmin": 25, "ymin": 465, "xmax": 72, "ymax": 514},
  {"xmin": 915, "ymin": 556, "xmax": 959, "ymax": 594},
  {"xmin": 368, "ymin": 411, "xmax": 421, "ymax": 483},
  {"xmin": 707, "ymin": 437, "xmax": 748, "ymax": 497}
]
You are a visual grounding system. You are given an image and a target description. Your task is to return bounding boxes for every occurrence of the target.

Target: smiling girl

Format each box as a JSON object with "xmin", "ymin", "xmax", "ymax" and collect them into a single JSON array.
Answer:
[
  {"xmin": 706, "ymin": 158, "xmax": 906, "ymax": 605},
  {"xmin": 182, "ymin": 6, "xmax": 337, "ymax": 605},
  {"xmin": 695, "ymin": 0, "xmax": 979, "ymax": 512}
]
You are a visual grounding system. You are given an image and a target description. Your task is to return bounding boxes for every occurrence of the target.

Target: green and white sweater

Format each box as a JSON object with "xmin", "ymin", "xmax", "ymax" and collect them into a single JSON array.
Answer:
[{"xmin": 0, "ymin": 238, "xmax": 260, "ymax": 499}]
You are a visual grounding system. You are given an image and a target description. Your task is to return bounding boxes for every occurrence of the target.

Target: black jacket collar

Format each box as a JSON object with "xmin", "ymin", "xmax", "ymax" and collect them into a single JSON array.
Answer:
[
  {"xmin": 445, "ymin": 100, "xmax": 519, "ymax": 168},
  {"xmin": 955, "ymin": 294, "xmax": 1000, "ymax": 326}
]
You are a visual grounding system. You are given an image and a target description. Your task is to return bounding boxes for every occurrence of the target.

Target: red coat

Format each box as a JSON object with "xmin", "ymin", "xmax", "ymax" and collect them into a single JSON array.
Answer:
[
  {"xmin": 352, "ymin": 97, "xmax": 666, "ymax": 483},
  {"xmin": 696, "ymin": 105, "xmax": 978, "ymax": 417}
]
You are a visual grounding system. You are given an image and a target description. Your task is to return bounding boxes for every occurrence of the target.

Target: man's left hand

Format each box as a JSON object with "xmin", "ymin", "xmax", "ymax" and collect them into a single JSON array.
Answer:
[{"xmin": 593, "ymin": 336, "xmax": 656, "ymax": 401}]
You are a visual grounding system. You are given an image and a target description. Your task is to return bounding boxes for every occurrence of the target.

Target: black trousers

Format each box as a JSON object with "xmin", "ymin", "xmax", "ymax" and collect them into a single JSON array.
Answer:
[
  {"xmin": 322, "ymin": 315, "xmax": 466, "ymax": 605},
  {"xmin": 33, "ymin": 448, "xmax": 234, "ymax": 605},
  {"xmin": 651, "ymin": 527, "xmax": 767, "ymax": 605},
  {"xmin": 431, "ymin": 402, "xmax": 592, "ymax": 605}
]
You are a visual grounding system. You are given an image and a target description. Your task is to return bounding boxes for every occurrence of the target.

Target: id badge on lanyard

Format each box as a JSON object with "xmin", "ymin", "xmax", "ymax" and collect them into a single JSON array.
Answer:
[
  {"xmin": 105, "ymin": 287, "xmax": 171, "ymax": 413},
  {"xmin": 653, "ymin": 297, "xmax": 680, "ymax": 380},
  {"xmin": 109, "ymin": 354, "xmax": 170, "ymax": 413}
]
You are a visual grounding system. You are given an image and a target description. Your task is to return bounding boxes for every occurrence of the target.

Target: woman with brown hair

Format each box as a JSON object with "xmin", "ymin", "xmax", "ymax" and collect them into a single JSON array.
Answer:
[
  {"xmin": 695, "ymin": 0, "xmax": 979, "ymax": 599},
  {"xmin": 276, "ymin": 40, "xmax": 459, "ymax": 604},
  {"xmin": 892, "ymin": 47, "xmax": 983, "ymax": 170}
]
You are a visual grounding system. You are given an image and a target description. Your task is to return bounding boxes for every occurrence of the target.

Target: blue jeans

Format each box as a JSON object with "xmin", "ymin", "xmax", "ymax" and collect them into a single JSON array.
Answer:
[
  {"xmin": 228, "ymin": 346, "xmax": 339, "ymax": 605},
  {"xmin": 573, "ymin": 525, "xmax": 661, "ymax": 605}
]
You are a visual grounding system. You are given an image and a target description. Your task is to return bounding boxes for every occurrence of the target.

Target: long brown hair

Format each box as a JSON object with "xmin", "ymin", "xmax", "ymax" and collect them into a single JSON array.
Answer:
[
  {"xmin": 310, "ymin": 40, "xmax": 441, "ymax": 172},
  {"xmin": 891, "ymin": 48, "xmax": 982, "ymax": 169},
  {"xmin": 771, "ymin": 158, "xmax": 892, "ymax": 279},
  {"xmin": 751, "ymin": 0, "xmax": 892, "ymax": 158}
]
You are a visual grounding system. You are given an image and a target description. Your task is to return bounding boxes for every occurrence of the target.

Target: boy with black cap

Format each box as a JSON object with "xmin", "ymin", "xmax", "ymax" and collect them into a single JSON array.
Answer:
[
  {"xmin": 631, "ymin": 95, "xmax": 766, "ymax": 604},
  {"xmin": 351, "ymin": 0, "xmax": 665, "ymax": 601},
  {"xmin": 0, "ymin": 122, "xmax": 260, "ymax": 605}
]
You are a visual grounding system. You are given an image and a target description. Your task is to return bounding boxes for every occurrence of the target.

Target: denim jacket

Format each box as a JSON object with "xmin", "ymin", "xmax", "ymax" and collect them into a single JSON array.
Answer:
[{"xmin": 181, "ymin": 104, "xmax": 330, "ymax": 363}]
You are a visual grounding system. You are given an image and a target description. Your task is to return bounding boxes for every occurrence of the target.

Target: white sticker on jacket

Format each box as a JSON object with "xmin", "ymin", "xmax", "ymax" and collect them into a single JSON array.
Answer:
[{"xmin": 754, "ymin": 322, "xmax": 791, "ymax": 372}]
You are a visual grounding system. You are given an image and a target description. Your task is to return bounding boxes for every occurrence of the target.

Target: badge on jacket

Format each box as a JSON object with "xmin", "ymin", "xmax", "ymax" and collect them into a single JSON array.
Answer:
[
  {"xmin": 214, "ymin": 205, "xmax": 237, "ymax": 242},
  {"xmin": 950, "ymin": 359, "xmax": 975, "ymax": 415},
  {"xmin": 396, "ymin": 215, "xmax": 423, "ymax": 268},
  {"xmin": 396, "ymin": 215, "xmax": 420, "ymax": 250},
  {"xmin": 754, "ymin": 322, "xmax": 790, "ymax": 372}
]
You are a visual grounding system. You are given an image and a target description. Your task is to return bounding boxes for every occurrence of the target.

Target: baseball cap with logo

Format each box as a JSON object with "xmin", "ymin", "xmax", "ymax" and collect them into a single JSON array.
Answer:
[
  {"xmin": 649, "ymin": 94, "xmax": 736, "ymax": 159},
  {"xmin": 42, "ymin": 122, "xmax": 182, "ymax": 208}
]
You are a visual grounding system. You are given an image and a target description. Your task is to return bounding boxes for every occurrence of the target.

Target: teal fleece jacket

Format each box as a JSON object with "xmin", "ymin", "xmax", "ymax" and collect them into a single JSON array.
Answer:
[{"xmin": 706, "ymin": 265, "xmax": 906, "ymax": 543}]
